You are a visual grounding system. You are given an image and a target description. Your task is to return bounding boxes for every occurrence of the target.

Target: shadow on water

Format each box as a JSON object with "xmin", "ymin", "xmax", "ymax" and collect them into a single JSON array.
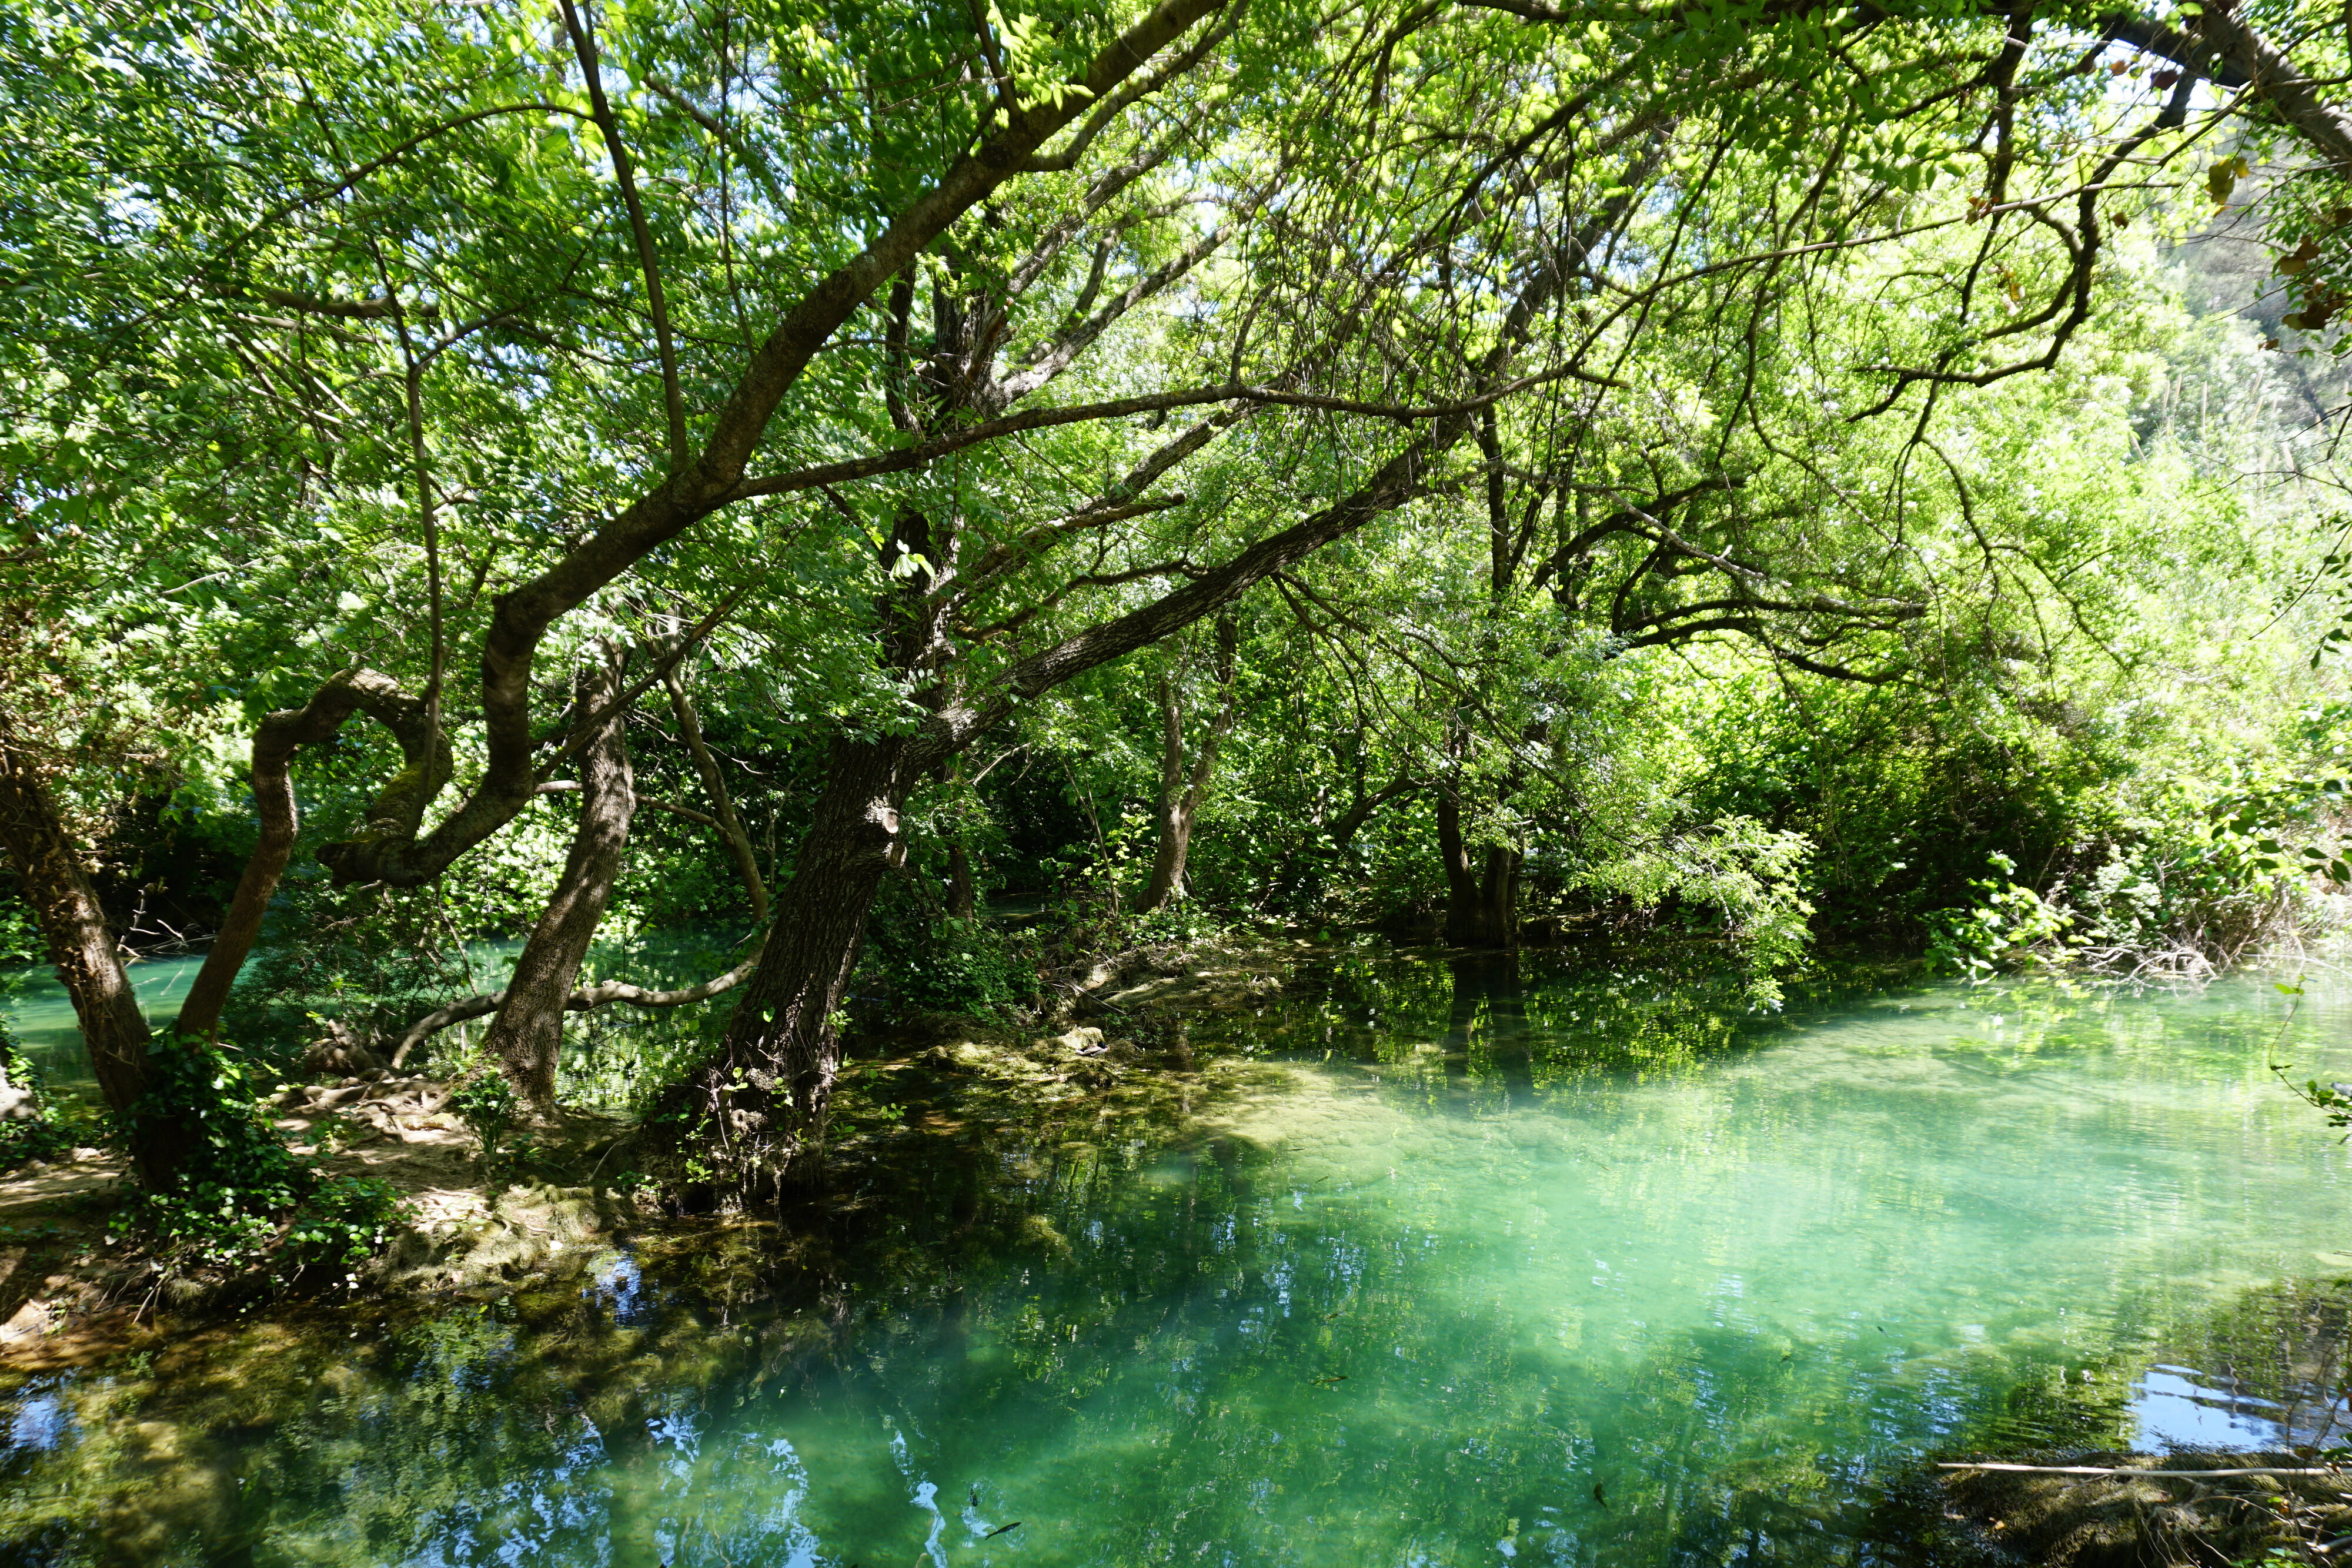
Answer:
[{"xmin": 0, "ymin": 940, "xmax": 2347, "ymax": 1567}]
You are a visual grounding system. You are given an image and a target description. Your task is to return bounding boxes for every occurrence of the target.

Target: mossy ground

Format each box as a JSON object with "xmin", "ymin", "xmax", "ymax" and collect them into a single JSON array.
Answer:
[{"xmin": 0, "ymin": 932, "xmax": 1321, "ymax": 1368}]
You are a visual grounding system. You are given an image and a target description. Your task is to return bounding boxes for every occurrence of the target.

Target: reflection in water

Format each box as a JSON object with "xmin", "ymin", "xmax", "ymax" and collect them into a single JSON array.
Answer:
[
  {"xmin": 0, "ymin": 947, "xmax": 2348, "ymax": 1566},
  {"xmin": 2123, "ymin": 1275, "xmax": 2352, "ymax": 1452}
]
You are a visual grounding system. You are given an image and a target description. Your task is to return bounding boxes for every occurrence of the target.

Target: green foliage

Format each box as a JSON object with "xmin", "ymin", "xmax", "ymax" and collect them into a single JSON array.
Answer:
[
  {"xmin": 1925, "ymin": 855, "xmax": 2079, "ymax": 978},
  {"xmin": 2273, "ymin": 1065, "xmax": 2352, "ymax": 1141},
  {"xmin": 861, "ymin": 902, "xmax": 1036, "ymax": 1019},
  {"xmin": 1926, "ymin": 767, "xmax": 2352, "ymax": 977},
  {"xmin": 0, "ymin": 1028, "xmax": 83, "ymax": 1172},
  {"xmin": 447, "ymin": 1069, "xmax": 530, "ymax": 1177},
  {"xmin": 11, "ymin": 0, "xmax": 2352, "ymax": 1220},
  {"xmin": 220, "ymin": 878, "xmax": 480, "ymax": 1063},
  {"xmin": 111, "ymin": 1034, "xmax": 409, "ymax": 1289},
  {"xmin": 1578, "ymin": 818, "xmax": 1818, "ymax": 1008}
]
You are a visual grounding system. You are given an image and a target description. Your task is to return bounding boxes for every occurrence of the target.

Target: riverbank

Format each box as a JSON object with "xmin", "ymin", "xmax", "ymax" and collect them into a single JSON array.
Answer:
[
  {"xmin": 1912, "ymin": 1452, "xmax": 2352, "ymax": 1567},
  {"xmin": 0, "ymin": 931, "xmax": 1332, "ymax": 1367}
]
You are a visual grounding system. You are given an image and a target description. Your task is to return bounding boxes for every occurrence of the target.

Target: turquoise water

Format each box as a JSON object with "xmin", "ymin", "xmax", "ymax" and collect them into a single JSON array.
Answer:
[
  {"xmin": 1, "ymin": 953, "xmax": 206, "ymax": 1089},
  {"xmin": 1, "ymin": 950, "xmax": 2348, "ymax": 1566}
]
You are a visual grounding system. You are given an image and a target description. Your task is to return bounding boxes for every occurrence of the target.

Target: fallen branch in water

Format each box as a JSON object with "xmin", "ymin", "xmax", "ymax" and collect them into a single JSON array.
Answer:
[{"xmin": 1937, "ymin": 1463, "xmax": 2338, "ymax": 1478}]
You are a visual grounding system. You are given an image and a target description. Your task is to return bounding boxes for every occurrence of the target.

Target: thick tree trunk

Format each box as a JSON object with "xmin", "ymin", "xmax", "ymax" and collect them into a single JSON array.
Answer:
[
  {"xmin": 1436, "ymin": 790, "xmax": 1519, "ymax": 948},
  {"xmin": 0, "ymin": 713, "xmax": 189, "ymax": 1185},
  {"xmin": 483, "ymin": 648, "xmax": 636, "ymax": 1110},
  {"xmin": 943, "ymin": 757, "xmax": 978, "ymax": 920},
  {"xmin": 677, "ymin": 733, "xmax": 913, "ymax": 1193},
  {"xmin": 1478, "ymin": 843, "xmax": 1522, "ymax": 946},
  {"xmin": 1436, "ymin": 788, "xmax": 1482, "ymax": 944}
]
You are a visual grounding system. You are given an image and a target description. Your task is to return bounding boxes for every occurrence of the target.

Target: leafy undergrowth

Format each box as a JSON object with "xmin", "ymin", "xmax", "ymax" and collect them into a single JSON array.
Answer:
[{"xmin": 108, "ymin": 1034, "xmax": 410, "ymax": 1298}]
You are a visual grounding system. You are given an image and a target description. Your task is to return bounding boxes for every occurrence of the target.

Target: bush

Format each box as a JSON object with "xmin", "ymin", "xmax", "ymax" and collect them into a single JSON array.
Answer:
[
  {"xmin": 0, "ymin": 1028, "xmax": 84, "ymax": 1172},
  {"xmin": 1924, "ymin": 854, "xmax": 2079, "ymax": 978},
  {"xmin": 860, "ymin": 898, "xmax": 1037, "ymax": 1019},
  {"xmin": 111, "ymin": 1033, "xmax": 409, "ymax": 1290},
  {"xmin": 1926, "ymin": 777, "xmax": 2352, "ymax": 978}
]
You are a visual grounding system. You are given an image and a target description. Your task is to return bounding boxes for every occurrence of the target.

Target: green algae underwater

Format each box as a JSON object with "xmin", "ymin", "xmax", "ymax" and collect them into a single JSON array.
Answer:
[{"xmin": 0, "ymin": 945, "xmax": 2347, "ymax": 1568}]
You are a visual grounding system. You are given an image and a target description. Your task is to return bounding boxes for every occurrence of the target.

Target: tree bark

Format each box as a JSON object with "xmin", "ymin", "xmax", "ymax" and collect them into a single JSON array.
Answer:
[
  {"xmin": 1138, "ymin": 676, "xmax": 1194, "ymax": 913},
  {"xmin": 669, "ymin": 733, "xmax": 914, "ymax": 1193},
  {"xmin": 946, "ymin": 841, "xmax": 977, "ymax": 921},
  {"xmin": 941, "ymin": 757, "xmax": 978, "ymax": 920},
  {"xmin": 0, "ymin": 712, "xmax": 188, "ymax": 1185},
  {"xmin": 1137, "ymin": 612, "xmax": 1240, "ymax": 915},
  {"xmin": 1436, "ymin": 788, "xmax": 1482, "ymax": 944},
  {"xmin": 483, "ymin": 647, "xmax": 636, "ymax": 1110},
  {"xmin": 1437, "ymin": 788, "xmax": 1520, "ymax": 948},
  {"xmin": 1478, "ymin": 842, "xmax": 1522, "ymax": 947}
]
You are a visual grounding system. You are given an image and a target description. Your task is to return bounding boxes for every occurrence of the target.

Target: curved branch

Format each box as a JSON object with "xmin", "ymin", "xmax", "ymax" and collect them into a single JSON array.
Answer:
[
  {"xmin": 387, "ymin": 944, "xmax": 766, "ymax": 1070},
  {"xmin": 174, "ymin": 670, "xmax": 451, "ymax": 1039}
]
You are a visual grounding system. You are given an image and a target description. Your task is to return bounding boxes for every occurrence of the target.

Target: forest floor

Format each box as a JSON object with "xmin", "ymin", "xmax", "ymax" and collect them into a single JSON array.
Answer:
[{"xmin": 0, "ymin": 929, "xmax": 1328, "ymax": 1369}]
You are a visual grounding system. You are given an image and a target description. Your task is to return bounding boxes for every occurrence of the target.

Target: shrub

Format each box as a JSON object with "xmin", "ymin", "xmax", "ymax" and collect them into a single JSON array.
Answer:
[
  {"xmin": 0, "ymin": 1028, "xmax": 84, "ymax": 1171},
  {"xmin": 863, "ymin": 910, "xmax": 1036, "ymax": 1018},
  {"xmin": 1926, "ymin": 777, "xmax": 2352, "ymax": 978},
  {"xmin": 111, "ymin": 1033, "xmax": 409, "ymax": 1290}
]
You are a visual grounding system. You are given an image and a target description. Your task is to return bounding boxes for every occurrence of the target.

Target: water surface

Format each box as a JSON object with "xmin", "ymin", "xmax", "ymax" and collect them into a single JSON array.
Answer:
[{"xmin": 1, "ymin": 948, "xmax": 2346, "ymax": 1567}]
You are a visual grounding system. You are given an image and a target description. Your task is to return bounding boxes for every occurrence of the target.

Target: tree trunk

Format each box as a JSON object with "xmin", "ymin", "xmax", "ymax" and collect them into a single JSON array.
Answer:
[
  {"xmin": 390, "ymin": 673, "xmax": 767, "ymax": 1072},
  {"xmin": 1136, "ymin": 613, "xmax": 1238, "ymax": 915},
  {"xmin": 675, "ymin": 732, "xmax": 913, "ymax": 1194},
  {"xmin": 1478, "ymin": 842, "xmax": 1522, "ymax": 947},
  {"xmin": 943, "ymin": 757, "xmax": 977, "ymax": 920},
  {"xmin": 174, "ymin": 670, "xmax": 447, "ymax": 1041},
  {"xmin": 0, "ymin": 713, "xmax": 190, "ymax": 1185},
  {"xmin": 1437, "ymin": 790, "xmax": 1519, "ymax": 948},
  {"xmin": 946, "ymin": 840, "xmax": 977, "ymax": 920},
  {"xmin": 483, "ymin": 647, "xmax": 636, "ymax": 1110},
  {"xmin": 1137, "ymin": 676, "xmax": 1194, "ymax": 914},
  {"xmin": 662, "ymin": 670, "xmax": 764, "ymax": 927},
  {"xmin": 1436, "ymin": 788, "xmax": 1482, "ymax": 944}
]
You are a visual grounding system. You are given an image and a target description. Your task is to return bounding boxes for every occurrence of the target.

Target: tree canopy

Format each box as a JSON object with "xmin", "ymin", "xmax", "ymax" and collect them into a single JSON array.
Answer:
[{"xmin": 5, "ymin": 0, "xmax": 2352, "ymax": 1220}]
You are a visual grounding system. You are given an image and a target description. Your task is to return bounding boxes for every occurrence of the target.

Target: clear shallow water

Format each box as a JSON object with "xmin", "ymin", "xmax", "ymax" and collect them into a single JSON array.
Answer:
[
  {"xmin": 1, "ymin": 949, "xmax": 2348, "ymax": 1567},
  {"xmin": 0, "ymin": 953, "xmax": 206, "ymax": 1090}
]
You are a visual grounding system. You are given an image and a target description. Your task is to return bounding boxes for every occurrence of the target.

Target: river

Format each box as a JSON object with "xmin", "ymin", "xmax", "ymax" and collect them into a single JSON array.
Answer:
[{"xmin": 0, "ymin": 944, "xmax": 2346, "ymax": 1566}]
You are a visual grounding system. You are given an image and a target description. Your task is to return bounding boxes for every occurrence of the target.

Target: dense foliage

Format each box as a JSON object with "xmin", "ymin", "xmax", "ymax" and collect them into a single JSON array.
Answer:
[{"xmin": 5, "ymin": 0, "xmax": 2352, "ymax": 1238}]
